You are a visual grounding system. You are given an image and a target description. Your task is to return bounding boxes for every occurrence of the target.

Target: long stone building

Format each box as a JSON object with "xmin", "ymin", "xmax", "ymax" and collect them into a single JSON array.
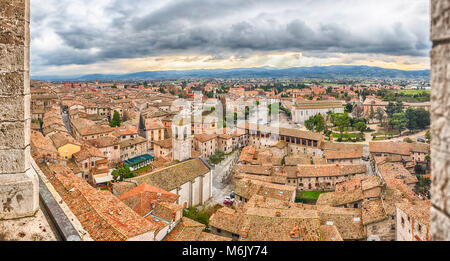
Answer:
[
  {"xmin": 292, "ymin": 100, "xmax": 344, "ymax": 125},
  {"xmin": 239, "ymin": 123, "xmax": 325, "ymax": 156}
]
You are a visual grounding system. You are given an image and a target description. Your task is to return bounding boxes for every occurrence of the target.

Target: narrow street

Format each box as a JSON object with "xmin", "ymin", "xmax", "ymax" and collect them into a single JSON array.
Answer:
[
  {"xmin": 60, "ymin": 106, "xmax": 73, "ymax": 136},
  {"xmin": 362, "ymin": 144, "xmax": 374, "ymax": 176},
  {"xmin": 206, "ymin": 150, "xmax": 240, "ymax": 206}
]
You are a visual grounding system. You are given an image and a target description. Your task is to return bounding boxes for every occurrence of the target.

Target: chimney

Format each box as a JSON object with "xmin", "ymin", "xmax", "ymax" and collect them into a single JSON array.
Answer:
[
  {"xmin": 290, "ymin": 226, "xmax": 301, "ymax": 240},
  {"xmin": 240, "ymin": 226, "xmax": 250, "ymax": 239}
]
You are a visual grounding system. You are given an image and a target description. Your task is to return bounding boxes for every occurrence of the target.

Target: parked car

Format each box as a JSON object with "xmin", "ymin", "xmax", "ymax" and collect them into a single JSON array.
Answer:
[
  {"xmin": 230, "ymin": 191, "xmax": 235, "ymax": 199},
  {"xmin": 223, "ymin": 199, "xmax": 233, "ymax": 206},
  {"xmin": 417, "ymin": 137, "xmax": 426, "ymax": 143}
]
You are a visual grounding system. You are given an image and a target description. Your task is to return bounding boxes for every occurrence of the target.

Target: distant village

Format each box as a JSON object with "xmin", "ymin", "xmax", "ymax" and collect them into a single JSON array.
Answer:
[{"xmin": 29, "ymin": 78, "xmax": 431, "ymax": 241}]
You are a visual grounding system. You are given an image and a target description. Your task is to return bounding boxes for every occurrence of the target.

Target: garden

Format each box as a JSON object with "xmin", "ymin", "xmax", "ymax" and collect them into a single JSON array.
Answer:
[{"xmin": 295, "ymin": 191, "xmax": 326, "ymax": 204}]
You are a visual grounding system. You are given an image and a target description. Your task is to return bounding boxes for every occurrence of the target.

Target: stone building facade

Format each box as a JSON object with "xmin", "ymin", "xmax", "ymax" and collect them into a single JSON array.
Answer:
[{"xmin": 430, "ymin": 0, "xmax": 450, "ymax": 241}]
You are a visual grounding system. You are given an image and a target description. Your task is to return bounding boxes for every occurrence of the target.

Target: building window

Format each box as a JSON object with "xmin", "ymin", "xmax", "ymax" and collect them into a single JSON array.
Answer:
[
  {"xmin": 216, "ymin": 228, "xmax": 222, "ymax": 233},
  {"xmin": 372, "ymin": 226, "xmax": 377, "ymax": 232}
]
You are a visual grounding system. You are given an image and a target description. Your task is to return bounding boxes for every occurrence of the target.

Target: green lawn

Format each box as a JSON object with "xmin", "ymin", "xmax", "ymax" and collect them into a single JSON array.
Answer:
[
  {"xmin": 295, "ymin": 191, "xmax": 327, "ymax": 204},
  {"xmin": 372, "ymin": 129, "xmax": 399, "ymax": 137},
  {"xmin": 332, "ymin": 132, "xmax": 364, "ymax": 142},
  {"xmin": 134, "ymin": 165, "xmax": 151, "ymax": 174},
  {"xmin": 298, "ymin": 191, "xmax": 325, "ymax": 199}
]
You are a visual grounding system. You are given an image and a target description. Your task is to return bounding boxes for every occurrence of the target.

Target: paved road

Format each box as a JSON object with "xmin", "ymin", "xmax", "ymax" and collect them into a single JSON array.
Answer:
[
  {"xmin": 362, "ymin": 144, "xmax": 374, "ymax": 175},
  {"xmin": 206, "ymin": 150, "xmax": 240, "ymax": 206},
  {"xmin": 60, "ymin": 106, "xmax": 73, "ymax": 136}
]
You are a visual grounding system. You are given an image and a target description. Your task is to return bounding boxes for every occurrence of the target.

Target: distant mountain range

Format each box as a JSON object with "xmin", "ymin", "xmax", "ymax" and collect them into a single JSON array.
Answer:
[{"xmin": 31, "ymin": 65, "xmax": 430, "ymax": 81}]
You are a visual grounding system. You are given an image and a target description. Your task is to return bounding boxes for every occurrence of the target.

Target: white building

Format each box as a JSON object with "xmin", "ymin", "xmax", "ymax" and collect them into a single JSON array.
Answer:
[
  {"xmin": 128, "ymin": 158, "xmax": 213, "ymax": 208},
  {"xmin": 396, "ymin": 201, "xmax": 431, "ymax": 241},
  {"xmin": 292, "ymin": 100, "xmax": 344, "ymax": 125}
]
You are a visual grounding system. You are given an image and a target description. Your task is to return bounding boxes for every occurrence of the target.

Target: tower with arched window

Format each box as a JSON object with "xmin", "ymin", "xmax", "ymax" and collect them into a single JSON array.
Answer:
[{"xmin": 172, "ymin": 117, "xmax": 192, "ymax": 162}]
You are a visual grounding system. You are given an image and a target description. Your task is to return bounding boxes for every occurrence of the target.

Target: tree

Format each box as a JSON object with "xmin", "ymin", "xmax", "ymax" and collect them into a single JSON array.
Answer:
[
  {"xmin": 405, "ymin": 107, "xmax": 418, "ymax": 131},
  {"xmin": 205, "ymin": 91, "xmax": 214, "ymax": 98},
  {"xmin": 345, "ymin": 103, "xmax": 354, "ymax": 113},
  {"xmin": 415, "ymin": 174, "xmax": 431, "ymax": 196},
  {"xmin": 354, "ymin": 121, "xmax": 366, "ymax": 135},
  {"xmin": 404, "ymin": 137, "xmax": 414, "ymax": 143},
  {"xmin": 389, "ymin": 112, "xmax": 407, "ymax": 134},
  {"xmin": 425, "ymin": 130, "xmax": 431, "ymax": 143},
  {"xmin": 183, "ymin": 206, "xmax": 211, "ymax": 227},
  {"xmin": 334, "ymin": 113, "xmax": 351, "ymax": 140},
  {"xmin": 361, "ymin": 88, "xmax": 368, "ymax": 101},
  {"xmin": 405, "ymin": 107, "xmax": 430, "ymax": 131},
  {"xmin": 376, "ymin": 107, "xmax": 385, "ymax": 123},
  {"xmin": 244, "ymin": 106, "xmax": 250, "ymax": 120},
  {"xmin": 111, "ymin": 165, "xmax": 135, "ymax": 182},
  {"xmin": 315, "ymin": 114, "xmax": 326, "ymax": 133},
  {"xmin": 415, "ymin": 108, "xmax": 430, "ymax": 129},
  {"xmin": 110, "ymin": 110, "xmax": 122, "ymax": 127},
  {"xmin": 385, "ymin": 101, "xmax": 403, "ymax": 118},
  {"xmin": 305, "ymin": 117, "xmax": 315, "ymax": 131},
  {"xmin": 305, "ymin": 114, "xmax": 326, "ymax": 133}
]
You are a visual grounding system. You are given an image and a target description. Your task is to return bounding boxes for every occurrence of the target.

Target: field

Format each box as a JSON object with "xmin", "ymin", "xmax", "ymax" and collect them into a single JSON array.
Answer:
[{"xmin": 397, "ymin": 89, "xmax": 430, "ymax": 95}]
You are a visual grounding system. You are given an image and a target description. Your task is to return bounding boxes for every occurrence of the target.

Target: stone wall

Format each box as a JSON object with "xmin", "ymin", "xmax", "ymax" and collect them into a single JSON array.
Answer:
[
  {"xmin": 0, "ymin": 0, "xmax": 39, "ymax": 219},
  {"xmin": 430, "ymin": 0, "xmax": 450, "ymax": 241}
]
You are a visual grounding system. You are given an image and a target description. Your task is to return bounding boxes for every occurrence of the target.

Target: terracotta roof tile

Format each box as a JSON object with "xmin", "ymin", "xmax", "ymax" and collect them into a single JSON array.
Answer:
[
  {"xmin": 40, "ymin": 163, "xmax": 157, "ymax": 241},
  {"xmin": 129, "ymin": 158, "xmax": 210, "ymax": 192}
]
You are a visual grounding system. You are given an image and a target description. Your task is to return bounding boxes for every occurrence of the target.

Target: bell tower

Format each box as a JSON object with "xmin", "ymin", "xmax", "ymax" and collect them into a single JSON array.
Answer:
[{"xmin": 172, "ymin": 117, "xmax": 191, "ymax": 162}]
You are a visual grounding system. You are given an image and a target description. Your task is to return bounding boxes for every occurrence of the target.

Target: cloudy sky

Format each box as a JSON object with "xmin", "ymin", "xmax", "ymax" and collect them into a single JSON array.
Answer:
[{"xmin": 30, "ymin": 0, "xmax": 431, "ymax": 76}]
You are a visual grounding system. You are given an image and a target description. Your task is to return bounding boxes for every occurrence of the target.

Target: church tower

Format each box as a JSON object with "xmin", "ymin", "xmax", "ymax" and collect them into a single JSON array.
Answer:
[{"xmin": 172, "ymin": 117, "xmax": 192, "ymax": 162}]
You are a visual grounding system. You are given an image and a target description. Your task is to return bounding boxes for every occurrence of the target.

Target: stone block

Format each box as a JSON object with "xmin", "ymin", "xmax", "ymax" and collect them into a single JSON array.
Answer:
[
  {"xmin": 0, "ymin": 18, "xmax": 26, "ymax": 46},
  {"xmin": 430, "ymin": 44, "xmax": 450, "ymax": 119},
  {"xmin": 431, "ymin": 148, "xmax": 450, "ymax": 213},
  {"xmin": 0, "ymin": 0, "xmax": 26, "ymax": 20},
  {"xmin": 0, "ymin": 94, "xmax": 29, "ymax": 122},
  {"xmin": 0, "ymin": 119, "xmax": 30, "ymax": 150},
  {"xmin": 0, "ymin": 71, "xmax": 29, "ymax": 96},
  {"xmin": 431, "ymin": 207, "xmax": 450, "ymax": 241},
  {"xmin": 0, "ymin": 167, "xmax": 38, "ymax": 220},
  {"xmin": 431, "ymin": 0, "xmax": 450, "ymax": 41},
  {"xmin": 0, "ymin": 44, "xmax": 27, "ymax": 73},
  {"xmin": 0, "ymin": 146, "xmax": 30, "ymax": 174}
]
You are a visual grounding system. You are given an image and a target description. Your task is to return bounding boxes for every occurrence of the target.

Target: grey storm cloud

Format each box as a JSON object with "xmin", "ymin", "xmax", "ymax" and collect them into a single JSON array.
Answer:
[{"xmin": 30, "ymin": 0, "xmax": 431, "ymax": 69}]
